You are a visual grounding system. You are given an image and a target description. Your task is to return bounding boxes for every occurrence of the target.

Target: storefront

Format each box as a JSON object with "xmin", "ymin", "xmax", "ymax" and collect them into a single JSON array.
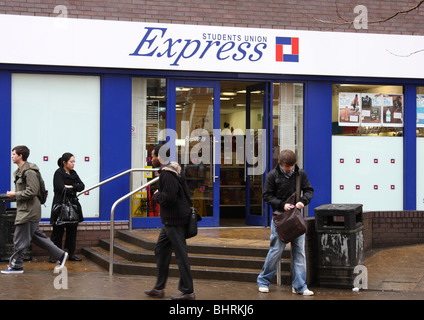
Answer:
[{"xmin": 0, "ymin": 14, "xmax": 423, "ymax": 228}]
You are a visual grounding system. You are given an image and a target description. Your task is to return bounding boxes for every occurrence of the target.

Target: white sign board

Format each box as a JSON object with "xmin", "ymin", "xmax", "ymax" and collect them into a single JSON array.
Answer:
[{"xmin": 1, "ymin": 14, "xmax": 424, "ymax": 78}]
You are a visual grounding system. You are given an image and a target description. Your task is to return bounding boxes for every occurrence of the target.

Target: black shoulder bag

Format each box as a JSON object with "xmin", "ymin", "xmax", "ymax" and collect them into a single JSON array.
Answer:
[
  {"xmin": 178, "ymin": 177, "xmax": 202, "ymax": 239},
  {"xmin": 52, "ymin": 188, "xmax": 79, "ymax": 226}
]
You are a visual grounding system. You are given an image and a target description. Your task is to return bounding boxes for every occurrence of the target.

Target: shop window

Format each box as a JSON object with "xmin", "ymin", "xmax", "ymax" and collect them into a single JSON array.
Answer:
[
  {"xmin": 11, "ymin": 74, "xmax": 101, "ymax": 218},
  {"xmin": 131, "ymin": 78, "xmax": 166, "ymax": 218},
  {"xmin": 272, "ymin": 83, "xmax": 305, "ymax": 214},
  {"xmin": 272, "ymin": 83, "xmax": 304, "ymax": 168},
  {"xmin": 417, "ymin": 86, "xmax": 424, "ymax": 209},
  {"xmin": 331, "ymin": 84, "xmax": 403, "ymax": 211}
]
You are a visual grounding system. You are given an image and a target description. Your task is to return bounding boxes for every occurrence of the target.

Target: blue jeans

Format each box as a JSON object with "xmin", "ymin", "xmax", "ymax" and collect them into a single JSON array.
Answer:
[{"xmin": 257, "ymin": 222, "xmax": 308, "ymax": 293}]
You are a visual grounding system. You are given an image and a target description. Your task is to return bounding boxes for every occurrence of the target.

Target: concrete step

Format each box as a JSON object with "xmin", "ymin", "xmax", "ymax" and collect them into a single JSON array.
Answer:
[
  {"xmin": 117, "ymin": 229, "xmax": 291, "ymax": 258},
  {"xmin": 82, "ymin": 230, "xmax": 292, "ymax": 284}
]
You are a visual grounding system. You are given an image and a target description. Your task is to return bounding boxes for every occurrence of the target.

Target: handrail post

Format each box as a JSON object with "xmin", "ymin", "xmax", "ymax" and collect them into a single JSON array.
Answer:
[
  {"xmin": 108, "ymin": 176, "xmax": 159, "ymax": 276},
  {"xmin": 129, "ymin": 170, "xmax": 133, "ymax": 231},
  {"xmin": 109, "ymin": 204, "xmax": 116, "ymax": 276}
]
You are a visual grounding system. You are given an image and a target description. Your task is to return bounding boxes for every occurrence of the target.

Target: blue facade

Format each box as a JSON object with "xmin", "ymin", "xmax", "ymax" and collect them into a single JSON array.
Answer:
[{"xmin": 0, "ymin": 65, "xmax": 422, "ymax": 226}]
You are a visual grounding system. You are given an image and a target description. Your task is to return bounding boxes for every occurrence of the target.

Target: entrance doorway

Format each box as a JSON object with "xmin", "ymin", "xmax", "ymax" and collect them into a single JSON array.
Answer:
[
  {"xmin": 130, "ymin": 78, "xmax": 304, "ymax": 229},
  {"xmin": 219, "ymin": 81, "xmax": 269, "ymax": 226},
  {"xmin": 169, "ymin": 79, "xmax": 270, "ymax": 227}
]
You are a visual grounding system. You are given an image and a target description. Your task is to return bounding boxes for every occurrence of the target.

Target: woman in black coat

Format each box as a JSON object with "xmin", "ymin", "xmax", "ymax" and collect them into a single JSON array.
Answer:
[{"xmin": 50, "ymin": 152, "xmax": 85, "ymax": 262}]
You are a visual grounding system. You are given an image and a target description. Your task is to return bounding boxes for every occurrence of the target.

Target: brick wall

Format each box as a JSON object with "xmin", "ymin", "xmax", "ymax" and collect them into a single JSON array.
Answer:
[
  {"xmin": 0, "ymin": 0, "xmax": 424, "ymax": 35},
  {"xmin": 365, "ymin": 211, "xmax": 424, "ymax": 248}
]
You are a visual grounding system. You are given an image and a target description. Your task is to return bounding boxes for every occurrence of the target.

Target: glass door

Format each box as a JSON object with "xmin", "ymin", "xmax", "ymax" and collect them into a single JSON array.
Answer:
[
  {"xmin": 169, "ymin": 79, "xmax": 220, "ymax": 227},
  {"xmin": 245, "ymin": 83, "xmax": 269, "ymax": 226}
]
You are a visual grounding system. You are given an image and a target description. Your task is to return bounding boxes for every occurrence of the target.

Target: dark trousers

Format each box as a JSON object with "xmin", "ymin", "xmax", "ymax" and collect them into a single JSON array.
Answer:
[
  {"xmin": 51, "ymin": 224, "xmax": 78, "ymax": 255},
  {"xmin": 154, "ymin": 224, "xmax": 194, "ymax": 294}
]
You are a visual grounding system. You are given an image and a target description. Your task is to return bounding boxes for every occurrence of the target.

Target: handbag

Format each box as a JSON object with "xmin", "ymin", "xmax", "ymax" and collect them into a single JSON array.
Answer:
[
  {"xmin": 52, "ymin": 188, "xmax": 79, "ymax": 226},
  {"xmin": 177, "ymin": 177, "xmax": 202, "ymax": 239},
  {"xmin": 185, "ymin": 206, "xmax": 202, "ymax": 239},
  {"xmin": 272, "ymin": 173, "xmax": 307, "ymax": 243}
]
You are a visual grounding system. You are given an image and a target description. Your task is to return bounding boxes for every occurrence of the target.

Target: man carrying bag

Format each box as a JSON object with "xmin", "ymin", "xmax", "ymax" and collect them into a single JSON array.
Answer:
[{"xmin": 257, "ymin": 150, "xmax": 314, "ymax": 295}]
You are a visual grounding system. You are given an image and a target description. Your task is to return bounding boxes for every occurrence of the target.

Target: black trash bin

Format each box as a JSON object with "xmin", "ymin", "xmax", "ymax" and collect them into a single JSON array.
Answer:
[
  {"xmin": 0, "ymin": 194, "xmax": 31, "ymax": 261},
  {"xmin": 314, "ymin": 203, "xmax": 364, "ymax": 288}
]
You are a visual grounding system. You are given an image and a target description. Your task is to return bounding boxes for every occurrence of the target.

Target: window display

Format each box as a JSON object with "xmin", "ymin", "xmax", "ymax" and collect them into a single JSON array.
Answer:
[
  {"xmin": 333, "ymin": 84, "xmax": 403, "ymax": 136},
  {"xmin": 131, "ymin": 78, "xmax": 167, "ymax": 218}
]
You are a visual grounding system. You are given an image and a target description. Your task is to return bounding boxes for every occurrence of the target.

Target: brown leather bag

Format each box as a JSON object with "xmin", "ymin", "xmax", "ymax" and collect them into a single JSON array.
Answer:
[{"xmin": 272, "ymin": 174, "xmax": 307, "ymax": 243}]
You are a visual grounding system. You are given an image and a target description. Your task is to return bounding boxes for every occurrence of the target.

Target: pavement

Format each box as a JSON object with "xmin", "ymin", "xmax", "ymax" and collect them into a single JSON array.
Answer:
[
  {"xmin": 0, "ymin": 226, "xmax": 423, "ymax": 316},
  {"xmin": 0, "ymin": 244, "xmax": 422, "ymax": 302}
]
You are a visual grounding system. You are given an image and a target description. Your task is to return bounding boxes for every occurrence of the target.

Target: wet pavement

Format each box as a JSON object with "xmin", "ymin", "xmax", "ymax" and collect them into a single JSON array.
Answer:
[{"xmin": 0, "ymin": 227, "xmax": 423, "ymax": 302}]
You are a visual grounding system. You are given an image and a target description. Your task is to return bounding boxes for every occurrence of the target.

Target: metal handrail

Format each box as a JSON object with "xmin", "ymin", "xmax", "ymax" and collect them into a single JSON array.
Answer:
[
  {"xmin": 76, "ymin": 168, "xmax": 158, "ymax": 197},
  {"xmin": 109, "ymin": 176, "xmax": 159, "ymax": 275},
  {"xmin": 75, "ymin": 168, "xmax": 159, "ymax": 276}
]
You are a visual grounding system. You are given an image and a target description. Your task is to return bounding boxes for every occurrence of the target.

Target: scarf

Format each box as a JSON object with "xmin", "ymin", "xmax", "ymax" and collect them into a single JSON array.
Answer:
[{"xmin": 280, "ymin": 164, "xmax": 295, "ymax": 179}]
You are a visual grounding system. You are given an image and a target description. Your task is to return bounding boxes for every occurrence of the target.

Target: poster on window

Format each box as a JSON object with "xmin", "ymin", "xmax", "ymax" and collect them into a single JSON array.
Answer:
[
  {"xmin": 338, "ymin": 92, "xmax": 360, "ymax": 126},
  {"xmin": 382, "ymin": 94, "xmax": 403, "ymax": 127},
  {"xmin": 361, "ymin": 93, "xmax": 382, "ymax": 127},
  {"xmin": 417, "ymin": 94, "xmax": 424, "ymax": 128},
  {"xmin": 339, "ymin": 92, "xmax": 403, "ymax": 127}
]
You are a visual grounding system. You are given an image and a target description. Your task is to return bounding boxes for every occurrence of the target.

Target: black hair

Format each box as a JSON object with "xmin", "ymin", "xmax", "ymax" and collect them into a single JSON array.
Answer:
[
  {"xmin": 58, "ymin": 152, "xmax": 74, "ymax": 167},
  {"xmin": 153, "ymin": 144, "xmax": 170, "ymax": 158}
]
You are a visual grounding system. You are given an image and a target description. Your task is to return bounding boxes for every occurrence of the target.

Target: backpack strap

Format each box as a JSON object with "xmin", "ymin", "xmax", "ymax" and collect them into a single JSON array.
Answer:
[{"xmin": 295, "ymin": 172, "xmax": 301, "ymax": 203}]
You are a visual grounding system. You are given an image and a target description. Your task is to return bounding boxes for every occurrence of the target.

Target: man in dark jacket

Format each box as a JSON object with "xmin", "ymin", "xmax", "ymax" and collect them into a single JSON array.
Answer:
[
  {"xmin": 257, "ymin": 150, "xmax": 314, "ymax": 295},
  {"xmin": 144, "ymin": 144, "xmax": 195, "ymax": 300}
]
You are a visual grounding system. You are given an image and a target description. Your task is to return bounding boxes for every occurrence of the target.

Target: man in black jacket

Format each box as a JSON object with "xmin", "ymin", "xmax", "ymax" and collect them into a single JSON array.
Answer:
[
  {"xmin": 257, "ymin": 150, "xmax": 314, "ymax": 295},
  {"xmin": 144, "ymin": 144, "xmax": 195, "ymax": 300}
]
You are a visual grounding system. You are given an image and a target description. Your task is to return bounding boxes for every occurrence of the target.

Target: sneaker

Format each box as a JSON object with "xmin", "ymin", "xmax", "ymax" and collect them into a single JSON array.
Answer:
[
  {"xmin": 258, "ymin": 286, "xmax": 269, "ymax": 293},
  {"xmin": 301, "ymin": 289, "xmax": 314, "ymax": 296},
  {"xmin": 292, "ymin": 287, "xmax": 314, "ymax": 296},
  {"xmin": 54, "ymin": 252, "xmax": 68, "ymax": 271},
  {"xmin": 1, "ymin": 267, "xmax": 24, "ymax": 274}
]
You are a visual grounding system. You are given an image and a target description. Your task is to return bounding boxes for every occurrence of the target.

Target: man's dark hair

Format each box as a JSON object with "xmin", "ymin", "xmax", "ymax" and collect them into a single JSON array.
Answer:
[
  {"xmin": 13, "ymin": 145, "xmax": 30, "ymax": 161},
  {"xmin": 278, "ymin": 149, "xmax": 296, "ymax": 166},
  {"xmin": 153, "ymin": 144, "xmax": 170, "ymax": 158}
]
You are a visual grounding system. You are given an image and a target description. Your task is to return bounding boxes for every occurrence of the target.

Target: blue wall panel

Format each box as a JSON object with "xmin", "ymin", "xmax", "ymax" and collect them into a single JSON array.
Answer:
[
  {"xmin": 403, "ymin": 84, "xmax": 417, "ymax": 210},
  {"xmin": 304, "ymin": 81, "xmax": 332, "ymax": 216},
  {"xmin": 0, "ymin": 71, "xmax": 11, "ymax": 194},
  {"xmin": 100, "ymin": 75, "xmax": 132, "ymax": 221}
]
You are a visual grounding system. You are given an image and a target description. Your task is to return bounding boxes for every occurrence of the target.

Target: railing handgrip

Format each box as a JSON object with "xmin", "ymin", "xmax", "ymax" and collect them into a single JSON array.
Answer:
[{"xmin": 76, "ymin": 168, "xmax": 158, "ymax": 197}]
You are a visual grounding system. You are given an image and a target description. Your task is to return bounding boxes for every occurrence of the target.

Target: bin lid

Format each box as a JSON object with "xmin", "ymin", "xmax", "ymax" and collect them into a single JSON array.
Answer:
[
  {"xmin": 0, "ymin": 194, "xmax": 15, "ymax": 202},
  {"xmin": 314, "ymin": 203, "xmax": 363, "ymax": 213}
]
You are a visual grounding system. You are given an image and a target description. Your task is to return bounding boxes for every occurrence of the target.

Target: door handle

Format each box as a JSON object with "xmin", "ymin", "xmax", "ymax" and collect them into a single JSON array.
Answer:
[{"xmin": 212, "ymin": 136, "xmax": 219, "ymax": 182}]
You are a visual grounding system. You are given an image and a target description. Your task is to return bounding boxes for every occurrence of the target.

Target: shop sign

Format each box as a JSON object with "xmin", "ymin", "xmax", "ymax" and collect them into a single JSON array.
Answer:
[{"xmin": 1, "ymin": 14, "xmax": 424, "ymax": 78}]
